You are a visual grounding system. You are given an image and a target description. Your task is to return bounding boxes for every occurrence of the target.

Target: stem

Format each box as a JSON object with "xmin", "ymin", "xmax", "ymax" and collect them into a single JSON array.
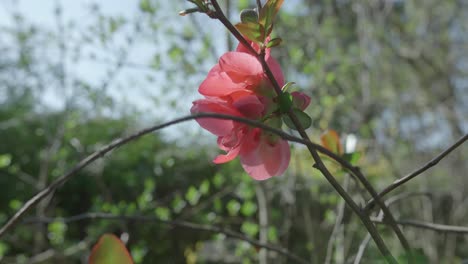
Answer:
[
  {"xmin": 209, "ymin": 1, "xmax": 397, "ymax": 262},
  {"xmin": 365, "ymin": 134, "xmax": 467, "ymax": 211}
]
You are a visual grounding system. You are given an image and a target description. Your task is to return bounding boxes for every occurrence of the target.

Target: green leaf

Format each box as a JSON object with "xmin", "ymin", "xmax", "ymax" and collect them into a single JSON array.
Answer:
[
  {"xmin": 235, "ymin": 22, "xmax": 265, "ymax": 43},
  {"xmin": 282, "ymin": 109, "xmax": 312, "ymax": 131},
  {"xmin": 241, "ymin": 201, "xmax": 257, "ymax": 216},
  {"xmin": 320, "ymin": 129, "xmax": 343, "ymax": 154},
  {"xmin": 89, "ymin": 234, "xmax": 134, "ymax": 264},
  {"xmin": 281, "ymin": 82, "xmax": 295, "ymax": 92},
  {"xmin": 48, "ymin": 221, "xmax": 67, "ymax": 246},
  {"xmin": 227, "ymin": 200, "xmax": 241, "ymax": 216},
  {"xmin": 343, "ymin": 152, "xmax": 361, "ymax": 164},
  {"xmin": 185, "ymin": 186, "xmax": 200, "ymax": 205},
  {"xmin": 259, "ymin": 0, "xmax": 284, "ymax": 36},
  {"xmin": 139, "ymin": 0, "xmax": 155, "ymax": 14},
  {"xmin": 266, "ymin": 37, "xmax": 282, "ymax": 48},
  {"xmin": 199, "ymin": 180, "xmax": 210, "ymax": 195},
  {"xmin": 263, "ymin": 116, "xmax": 282, "ymax": 129},
  {"xmin": 277, "ymin": 92, "xmax": 293, "ymax": 113},
  {"xmin": 0, "ymin": 154, "xmax": 11, "ymax": 169},
  {"xmin": 241, "ymin": 222, "xmax": 259, "ymax": 237},
  {"xmin": 155, "ymin": 207, "xmax": 170, "ymax": 220}
]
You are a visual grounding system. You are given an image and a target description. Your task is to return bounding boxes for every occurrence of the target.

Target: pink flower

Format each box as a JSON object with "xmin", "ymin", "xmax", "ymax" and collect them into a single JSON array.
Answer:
[
  {"xmin": 291, "ymin": 91, "xmax": 311, "ymax": 110},
  {"xmin": 199, "ymin": 43, "xmax": 284, "ymax": 98},
  {"xmin": 191, "ymin": 95, "xmax": 290, "ymax": 180},
  {"xmin": 191, "ymin": 40, "xmax": 310, "ymax": 181}
]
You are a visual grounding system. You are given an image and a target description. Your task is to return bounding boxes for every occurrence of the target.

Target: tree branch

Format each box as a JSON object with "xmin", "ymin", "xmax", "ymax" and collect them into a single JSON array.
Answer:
[
  {"xmin": 209, "ymin": 1, "xmax": 399, "ymax": 262},
  {"xmin": 372, "ymin": 218, "xmax": 468, "ymax": 234},
  {"xmin": 0, "ymin": 112, "xmax": 380, "ymax": 239},
  {"xmin": 23, "ymin": 212, "xmax": 309, "ymax": 264},
  {"xmin": 365, "ymin": 134, "xmax": 468, "ymax": 211}
]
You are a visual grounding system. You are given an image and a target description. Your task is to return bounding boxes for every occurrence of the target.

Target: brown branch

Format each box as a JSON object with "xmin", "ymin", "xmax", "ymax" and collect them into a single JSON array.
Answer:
[
  {"xmin": 0, "ymin": 112, "xmax": 375, "ymax": 239},
  {"xmin": 372, "ymin": 218, "xmax": 468, "ymax": 234},
  {"xmin": 23, "ymin": 212, "xmax": 309, "ymax": 264},
  {"xmin": 365, "ymin": 134, "xmax": 468, "ymax": 211},
  {"xmin": 209, "ymin": 1, "xmax": 399, "ymax": 262}
]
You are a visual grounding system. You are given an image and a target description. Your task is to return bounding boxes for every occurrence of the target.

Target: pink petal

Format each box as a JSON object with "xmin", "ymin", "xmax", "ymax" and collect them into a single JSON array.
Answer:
[
  {"xmin": 191, "ymin": 99, "xmax": 241, "ymax": 136},
  {"xmin": 219, "ymin": 52, "xmax": 263, "ymax": 81},
  {"xmin": 232, "ymin": 95, "xmax": 265, "ymax": 119},
  {"xmin": 291, "ymin": 91, "xmax": 311, "ymax": 110},
  {"xmin": 199, "ymin": 65, "xmax": 248, "ymax": 97},
  {"xmin": 240, "ymin": 137, "xmax": 290, "ymax": 180},
  {"xmin": 213, "ymin": 145, "xmax": 241, "ymax": 164},
  {"xmin": 266, "ymin": 56, "xmax": 284, "ymax": 87}
]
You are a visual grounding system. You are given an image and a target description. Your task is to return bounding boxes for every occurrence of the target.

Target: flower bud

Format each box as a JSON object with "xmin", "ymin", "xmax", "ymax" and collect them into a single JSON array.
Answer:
[{"xmin": 240, "ymin": 9, "xmax": 258, "ymax": 24}]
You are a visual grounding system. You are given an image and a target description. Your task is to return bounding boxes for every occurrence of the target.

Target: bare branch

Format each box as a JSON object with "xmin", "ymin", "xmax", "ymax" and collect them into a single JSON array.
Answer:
[
  {"xmin": 23, "ymin": 212, "xmax": 309, "ymax": 264},
  {"xmin": 372, "ymin": 218, "xmax": 468, "ymax": 234},
  {"xmin": 0, "ymin": 112, "xmax": 363, "ymax": 239},
  {"xmin": 366, "ymin": 134, "xmax": 468, "ymax": 211}
]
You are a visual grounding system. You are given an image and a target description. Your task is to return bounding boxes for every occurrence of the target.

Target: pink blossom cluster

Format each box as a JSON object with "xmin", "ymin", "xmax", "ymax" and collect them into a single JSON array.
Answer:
[{"xmin": 191, "ymin": 41, "xmax": 310, "ymax": 180}]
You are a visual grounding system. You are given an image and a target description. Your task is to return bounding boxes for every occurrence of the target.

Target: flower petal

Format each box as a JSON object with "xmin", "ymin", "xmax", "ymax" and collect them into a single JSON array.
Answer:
[
  {"xmin": 219, "ymin": 52, "xmax": 263, "ymax": 81},
  {"xmin": 199, "ymin": 65, "xmax": 248, "ymax": 97},
  {"xmin": 191, "ymin": 98, "xmax": 241, "ymax": 136},
  {"xmin": 240, "ymin": 137, "xmax": 290, "ymax": 180},
  {"xmin": 232, "ymin": 95, "xmax": 265, "ymax": 119},
  {"xmin": 266, "ymin": 56, "xmax": 284, "ymax": 87},
  {"xmin": 291, "ymin": 91, "xmax": 311, "ymax": 110},
  {"xmin": 213, "ymin": 144, "xmax": 241, "ymax": 164}
]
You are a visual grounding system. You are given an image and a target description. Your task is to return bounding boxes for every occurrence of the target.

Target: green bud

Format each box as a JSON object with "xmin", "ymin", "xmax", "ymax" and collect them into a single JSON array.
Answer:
[{"xmin": 240, "ymin": 9, "xmax": 259, "ymax": 24}]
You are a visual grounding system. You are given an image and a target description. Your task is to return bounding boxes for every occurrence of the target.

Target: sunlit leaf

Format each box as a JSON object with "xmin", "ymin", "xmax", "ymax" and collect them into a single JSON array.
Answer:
[
  {"xmin": 235, "ymin": 22, "xmax": 265, "ymax": 43},
  {"xmin": 0, "ymin": 154, "xmax": 11, "ymax": 169},
  {"xmin": 89, "ymin": 234, "xmax": 134, "ymax": 264},
  {"xmin": 320, "ymin": 129, "xmax": 343, "ymax": 155},
  {"xmin": 343, "ymin": 152, "xmax": 361, "ymax": 164},
  {"xmin": 259, "ymin": 0, "xmax": 284, "ymax": 36}
]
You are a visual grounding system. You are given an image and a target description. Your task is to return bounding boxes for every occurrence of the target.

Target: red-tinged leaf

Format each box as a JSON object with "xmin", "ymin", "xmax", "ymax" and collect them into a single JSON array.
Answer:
[
  {"xmin": 320, "ymin": 129, "xmax": 343, "ymax": 155},
  {"xmin": 259, "ymin": 0, "xmax": 284, "ymax": 36},
  {"xmin": 89, "ymin": 234, "xmax": 134, "ymax": 264},
  {"xmin": 235, "ymin": 22, "xmax": 265, "ymax": 43}
]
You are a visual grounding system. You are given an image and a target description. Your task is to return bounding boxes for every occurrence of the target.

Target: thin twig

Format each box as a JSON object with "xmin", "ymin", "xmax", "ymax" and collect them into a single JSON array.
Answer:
[
  {"xmin": 209, "ymin": 1, "xmax": 397, "ymax": 262},
  {"xmin": 0, "ymin": 112, "xmax": 381, "ymax": 239},
  {"xmin": 353, "ymin": 234, "xmax": 371, "ymax": 264},
  {"xmin": 372, "ymin": 218, "xmax": 468, "ymax": 234},
  {"xmin": 325, "ymin": 176, "xmax": 349, "ymax": 264},
  {"xmin": 365, "ymin": 134, "xmax": 468, "ymax": 211},
  {"xmin": 23, "ymin": 212, "xmax": 309, "ymax": 264}
]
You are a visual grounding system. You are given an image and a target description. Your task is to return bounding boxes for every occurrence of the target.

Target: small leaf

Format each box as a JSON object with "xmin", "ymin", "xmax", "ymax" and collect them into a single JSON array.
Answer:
[
  {"xmin": 320, "ymin": 129, "xmax": 343, "ymax": 155},
  {"xmin": 281, "ymin": 82, "xmax": 295, "ymax": 92},
  {"xmin": 282, "ymin": 109, "xmax": 312, "ymax": 131},
  {"xmin": 264, "ymin": 116, "xmax": 282, "ymax": 129},
  {"xmin": 266, "ymin": 37, "xmax": 282, "ymax": 48},
  {"xmin": 185, "ymin": 186, "xmax": 200, "ymax": 206},
  {"xmin": 259, "ymin": 0, "xmax": 284, "ymax": 36},
  {"xmin": 343, "ymin": 152, "xmax": 361, "ymax": 164},
  {"xmin": 241, "ymin": 222, "xmax": 259, "ymax": 237},
  {"xmin": 139, "ymin": 0, "xmax": 155, "ymax": 14},
  {"xmin": 277, "ymin": 92, "xmax": 293, "ymax": 113},
  {"xmin": 0, "ymin": 154, "xmax": 12, "ymax": 169},
  {"xmin": 89, "ymin": 234, "xmax": 133, "ymax": 264},
  {"xmin": 235, "ymin": 22, "xmax": 265, "ymax": 43}
]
